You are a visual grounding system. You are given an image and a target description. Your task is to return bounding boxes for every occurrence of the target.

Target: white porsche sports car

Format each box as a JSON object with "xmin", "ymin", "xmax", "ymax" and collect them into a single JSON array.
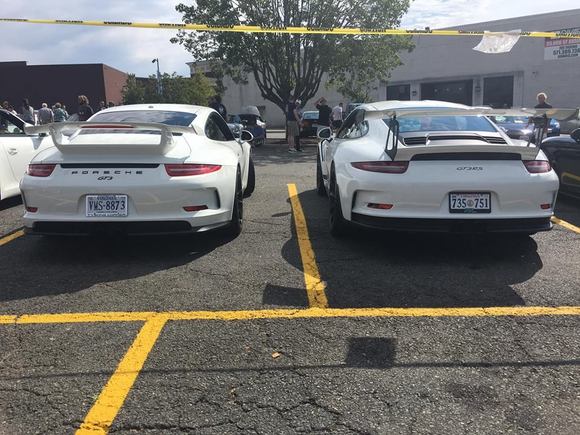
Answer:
[
  {"xmin": 1, "ymin": 109, "xmax": 52, "ymax": 201},
  {"xmin": 316, "ymin": 100, "xmax": 571, "ymax": 236},
  {"xmin": 21, "ymin": 104, "xmax": 255, "ymax": 237}
]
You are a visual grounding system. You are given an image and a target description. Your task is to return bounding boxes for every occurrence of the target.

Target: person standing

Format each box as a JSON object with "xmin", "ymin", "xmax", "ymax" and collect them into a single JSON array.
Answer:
[
  {"xmin": 53, "ymin": 103, "xmax": 68, "ymax": 122},
  {"xmin": 209, "ymin": 95, "xmax": 227, "ymax": 120},
  {"xmin": 2, "ymin": 101, "xmax": 17, "ymax": 115},
  {"xmin": 77, "ymin": 95, "xmax": 94, "ymax": 121},
  {"xmin": 38, "ymin": 103, "xmax": 54, "ymax": 125},
  {"xmin": 286, "ymin": 95, "xmax": 300, "ymax": 153},
  {"xmin": 535, "ymin": 92, "xmax": 553, "ymax": 109},
  {"xmin": 98, "ymin": 101, "xmax": 107, "ymax": 112},
  {"xmin": 315, "ymin": 97, "xmax": 332, "ymax": 134},
  {"xmin": 294, "ymin": 99, "xmax": 304, "ymax": 152},
  {"xmin": 19, "ymin": 98, "xmax": 35, "ymax": 124},
  {"xmin": 331, "ymin": 102, "xmax": 343, "ymax": 130}
]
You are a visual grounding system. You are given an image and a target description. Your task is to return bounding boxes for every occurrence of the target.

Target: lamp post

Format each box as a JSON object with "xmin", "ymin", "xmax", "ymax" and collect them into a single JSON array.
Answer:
[{"xmin": 152, "ymin": 58, "xmax": 162, "ymax": 96}]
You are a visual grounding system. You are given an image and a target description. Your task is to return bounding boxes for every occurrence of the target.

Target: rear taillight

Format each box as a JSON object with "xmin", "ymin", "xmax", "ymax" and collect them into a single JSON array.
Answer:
[
  {"xmin": 27, "ymin": 164, "xmax": 56, "ymax": 177},
  {"xmin": 523, "ymin": 160, "xmax": 551, "ymax": 174},
  {"xmin": 165, "ymin": 164, "xmax": 221, "ymax": 177},
  {"xmin": 351, "ymin": 161, "xmax": 409, "ymax": 174}
]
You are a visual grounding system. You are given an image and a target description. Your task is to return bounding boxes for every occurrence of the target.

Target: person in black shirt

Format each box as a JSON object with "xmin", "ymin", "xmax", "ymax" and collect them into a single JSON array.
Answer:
[
  {"xmin": 286, "ymin": 95, "xmax": 300, "ymax": 152},
  {"xmin": 534, "ymin": 92, "xmax": 553, "ymax": 109},
  {"xmin": 77, "ymin": 95, "xmax": 94, "ymax": 121},
  {"xmin": 315, "ymin": 97, "xmax": 332, "ymax": 134},
  {"xmin": 209, "ymin": 95, "xmax": 228, "ymax": 119}
]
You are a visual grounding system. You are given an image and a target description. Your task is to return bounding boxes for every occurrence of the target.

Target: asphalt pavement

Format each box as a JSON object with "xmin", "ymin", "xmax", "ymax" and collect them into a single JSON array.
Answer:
[{"xmin": 0, "ymin": 137, "xmax": 579, "ymax": 434}]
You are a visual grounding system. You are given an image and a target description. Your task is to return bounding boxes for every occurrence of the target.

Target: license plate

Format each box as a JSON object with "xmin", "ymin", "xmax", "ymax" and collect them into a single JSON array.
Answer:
[
  {"xmin": 449, "ymin": 192, "xmax": 491, "ymax": 214},
  {"xmin": 86, "ymin": 195, "xmax": 128, "ymax": 217}
]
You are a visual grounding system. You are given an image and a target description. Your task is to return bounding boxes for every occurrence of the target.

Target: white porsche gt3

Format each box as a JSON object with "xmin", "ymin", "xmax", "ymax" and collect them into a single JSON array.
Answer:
[
  {"xmin": 20, "ymin": 104, "xmax": 255, "ymax": 237},
  {"xmin": 316, "ymin": 100, "xmax": 571, "ymax": 236}
]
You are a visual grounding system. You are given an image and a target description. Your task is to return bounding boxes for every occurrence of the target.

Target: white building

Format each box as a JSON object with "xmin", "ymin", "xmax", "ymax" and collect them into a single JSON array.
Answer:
[{"xmin": 189, "ymin": 9, "xmax": 580, "ymax": 128}]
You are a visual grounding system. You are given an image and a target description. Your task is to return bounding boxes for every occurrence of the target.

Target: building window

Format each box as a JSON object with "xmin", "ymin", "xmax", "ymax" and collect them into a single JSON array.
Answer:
[
  {"xmin": 421, "ymin": 80, "xmax": 473, "ymax": 105},
  {"xmin": 387, "ymin": 84, "xmax": 410, "ymax": 100},
  {"xmin": 483, "ymin": 76, "xmax": 514, "ymax": 108}
]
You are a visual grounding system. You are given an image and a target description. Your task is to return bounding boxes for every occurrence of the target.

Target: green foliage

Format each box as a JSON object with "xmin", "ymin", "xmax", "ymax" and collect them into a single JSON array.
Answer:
[
  {"xmin": 122, "ymin": 72, "xmax": 215, "ymax": 105},
  {"xmin": 172, "ymin": 0, "xmax": 413, "ymax": 111}
]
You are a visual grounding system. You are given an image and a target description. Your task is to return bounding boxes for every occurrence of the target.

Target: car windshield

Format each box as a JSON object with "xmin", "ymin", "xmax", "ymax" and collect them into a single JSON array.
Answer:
[
  {"xmin": 494, "ymin": 115, "xmax": 529, "ymax": 124},
  {"xmin": 393, "ymin": 115, "xmax": 497, "ymax": 133},
  {"xmin": 90, "ymin": 110, "xmax": 196, "ymax": 126},
  {"xmin": 303, "ymin": 112, "xmax": 319, "ymax": 120}
]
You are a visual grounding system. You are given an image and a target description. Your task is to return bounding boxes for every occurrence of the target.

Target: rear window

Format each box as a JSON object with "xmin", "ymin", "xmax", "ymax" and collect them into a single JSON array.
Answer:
[
  {"xmin": 391, "ymin": 116, "xmax": 496, "ymax": 133},
  {"xmin": 302, "ymin": 112, "xmax": 319, "ymax": 120},
  {"xmin": 90, "ymin": 110, "xmax": 196, "ymax": 126}
]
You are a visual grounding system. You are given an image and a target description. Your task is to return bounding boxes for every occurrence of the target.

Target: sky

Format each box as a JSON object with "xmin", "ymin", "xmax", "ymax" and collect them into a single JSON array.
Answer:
[{"xmin": 0, "ymin": 1, "xmax": 579, "ymax": 77}]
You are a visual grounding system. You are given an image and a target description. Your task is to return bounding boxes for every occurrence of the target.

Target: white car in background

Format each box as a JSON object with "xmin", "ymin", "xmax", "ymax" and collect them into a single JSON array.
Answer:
[
  {"xmin": 316, "ymin": 100, "xmax": 566, "ymax": 236},
  {"xmin": 21, "ymin": 104, "xmax": 255, "ymax": 237},
  {"xmin": 0, "ymin": 109, "xmax": 51, "ymax": 201}
]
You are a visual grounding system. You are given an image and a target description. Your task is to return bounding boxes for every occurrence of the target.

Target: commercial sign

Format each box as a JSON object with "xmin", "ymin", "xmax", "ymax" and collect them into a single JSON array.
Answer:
[{"xmin": 545, "ymin": 27, "xmax": 580, "ymax": 60}]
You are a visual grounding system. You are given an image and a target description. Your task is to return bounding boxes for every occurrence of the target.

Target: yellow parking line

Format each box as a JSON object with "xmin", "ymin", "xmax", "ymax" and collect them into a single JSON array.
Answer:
[
  {"xmin": 287, "ymin": 183, "xmax": 328, "ymax": 308},
  {"xmin": 76, "ymin": 316, "xmax": 167, "ymax": 434},
  {"xmin": 552, "ymin": 216, "xmax": 580, "ymax": 234},
  {"xmin": 3, "ymin": 306, "xmax": 580, "ymax": 325},
  {"xmin": 0, "ymin": 229, "xmax": 24, "ymax": 246}
]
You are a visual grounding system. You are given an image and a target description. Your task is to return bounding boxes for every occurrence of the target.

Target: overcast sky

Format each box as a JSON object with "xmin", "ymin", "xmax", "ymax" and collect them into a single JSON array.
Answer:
[{"xmin": 0, "ymin": 1, "xmax": 579, "ymax": 77}]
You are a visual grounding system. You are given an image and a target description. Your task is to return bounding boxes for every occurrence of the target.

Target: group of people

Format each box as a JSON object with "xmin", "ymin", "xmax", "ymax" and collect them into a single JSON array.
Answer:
[
  {"xmin": 286, "ymin": 95, "xmax": 344, "ymax": 153},
  {"xmin": 1, "ymin": 96, "xmax": 116, "ymax": 125}
]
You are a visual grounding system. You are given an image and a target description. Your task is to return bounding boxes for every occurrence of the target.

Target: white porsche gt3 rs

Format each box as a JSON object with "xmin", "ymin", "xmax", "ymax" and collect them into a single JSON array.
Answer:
[
  {"xmin": 20, "ymin": 104, "xmax": 255, "ymax": 237},
  {"xmin": 316, "ymin": 100, "xmax": 570, "ymax": 237}
]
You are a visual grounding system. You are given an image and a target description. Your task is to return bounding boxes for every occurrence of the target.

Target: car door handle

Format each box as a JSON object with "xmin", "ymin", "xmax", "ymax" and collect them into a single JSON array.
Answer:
[{"xmin": 7, "ymin": 148, "xmax": 18, "ymax": 155}]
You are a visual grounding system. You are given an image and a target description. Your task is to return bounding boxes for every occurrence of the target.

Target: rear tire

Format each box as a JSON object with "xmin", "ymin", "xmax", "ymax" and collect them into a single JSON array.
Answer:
[
  {"xmin": 329, "ymin": 174, "xmax": 349, "ymax": 237},
  {"xmin": 224, "ymin": 170, "xmax": 243, "ymax": 238},
  {"xmin": 244, "ymin": 158, "xmax": 255, "ymax": 198},
  {"xmin": 316, "ymin": 152, "xmax": 326, "ymax": 196}
]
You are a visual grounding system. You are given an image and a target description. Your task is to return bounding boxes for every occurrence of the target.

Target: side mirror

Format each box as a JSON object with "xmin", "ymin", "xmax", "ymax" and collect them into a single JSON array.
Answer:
[
  {"xmin": 317, "ymin": 127, "xmax": 332, "ymax": 140},
  {"xmin": 571, "ymin": 128, "xmax": 580, "ymax": 144},
  {"xmin": 241, "ymin": 130, "xmax": 254, "ymax": 142}
]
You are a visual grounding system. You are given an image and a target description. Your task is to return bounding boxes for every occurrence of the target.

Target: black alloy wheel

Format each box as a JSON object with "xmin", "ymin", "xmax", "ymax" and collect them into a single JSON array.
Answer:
[
  {"xmin": 243, "ymin": 158, "xmax": 255, "ymax": 198},
  {"xmin": 329, "ymin": 174, "xmax": 349, "ymax": 237},
  {"xmin": 224, "ymin": 169, "xmax": 243, "ymax": 238},
  {"xmin": 316, "ymin": 151, "xmax": 326, "ymax": 196}
]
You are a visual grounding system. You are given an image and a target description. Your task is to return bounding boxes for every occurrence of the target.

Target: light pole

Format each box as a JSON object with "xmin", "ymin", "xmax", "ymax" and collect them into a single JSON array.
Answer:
[{"xmin": 152, "ymin": 58, "xmax": 162, "ymax": 96}]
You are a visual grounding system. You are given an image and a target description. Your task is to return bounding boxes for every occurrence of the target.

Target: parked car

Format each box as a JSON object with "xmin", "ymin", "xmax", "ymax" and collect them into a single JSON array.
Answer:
[
  {"xmin": 316, "ymin": 100, "xmax": 559, "ymax": 236},
  {"xmin": 0, "ymin": 109, "xmax": 52, "ymax": 201},
  {"xmin": 541, "ymin": 128, "xmax": 580, "ymax": 199},
  {"xmin": 21, "ymin": 104, "xmax": 255, "ymax": 237},
  {"xmin": 237, "ymin": 106, "xmax": 266, "ymax": 147},
  {"xmin": 227, "ymin": 115, "xmax": 244, "ymax": 139},
  {"xmin": 300, "ymin": 111, "xmax": 319, "ymax": 137},
  {"xmin": 491, "ymin": 115, "xmax": 560, "ymax": 141}
]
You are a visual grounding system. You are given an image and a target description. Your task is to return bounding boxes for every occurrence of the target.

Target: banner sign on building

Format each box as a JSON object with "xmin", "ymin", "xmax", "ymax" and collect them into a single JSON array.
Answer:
[{"xmin": 545, "ymin": 27, "xmax": 580, "ymax": 60}]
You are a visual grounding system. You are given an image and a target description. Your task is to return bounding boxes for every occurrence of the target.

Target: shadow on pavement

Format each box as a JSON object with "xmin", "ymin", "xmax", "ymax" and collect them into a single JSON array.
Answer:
[
  {"xmin": 252, "ymin": 142, "xmax": 317, "ymax": 167},
  {"xmin": 554, "ymin": 195, "xmax": 580, "ymax": 228},
  {"xmin": 283, "ymin": 189, "xmax": 543, "ymax": 309},
  {"xmin": 0, "ymin": 232, "xmax": 230, "ymax": 302}
]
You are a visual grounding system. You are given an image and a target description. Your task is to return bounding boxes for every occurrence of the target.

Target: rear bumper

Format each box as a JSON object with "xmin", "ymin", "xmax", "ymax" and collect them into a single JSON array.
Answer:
[
  {"xmin": 350, "ymin": 213, "xmax": 552, "ymax": 233},
  {"xmin": 25, "ymin": 219, "xmax": 228, "ymax": 236}
]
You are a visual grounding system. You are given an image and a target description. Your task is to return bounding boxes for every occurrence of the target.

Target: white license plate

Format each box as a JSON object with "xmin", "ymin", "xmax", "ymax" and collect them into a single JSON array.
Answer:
[
  {"xmin": 449, "ymin": 192, "xmax": 491, "ymax": 214},
  {"xmin": 86, "ymin": 195, "xmax": 128, "ymax": 217}
]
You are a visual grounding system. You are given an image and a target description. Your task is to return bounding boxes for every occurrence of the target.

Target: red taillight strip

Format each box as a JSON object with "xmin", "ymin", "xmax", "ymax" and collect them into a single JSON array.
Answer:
[
  {"xmin": 27, "ymin": 164, "xmax": 56, "ymax": 177},
  {"xmin": 351, "ymin": 161, "xmax": 409, "ymax": 174},
  {"xmin": 523, "ymin": 160, "xmax": 551, "ymax": 174},
  {"xmin": 165, "ymin": 164, "xmax": 222, "ymax": 177}
]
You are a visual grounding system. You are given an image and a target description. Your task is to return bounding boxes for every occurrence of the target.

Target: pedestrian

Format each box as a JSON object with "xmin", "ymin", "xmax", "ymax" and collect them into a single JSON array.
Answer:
[
  {"xmin": 77, "ymin": 95, "xmax": 94, "ymax": 121},
  {"xmin": 53, "ymin": 102, "xmax": 68, "ymax": 122},
  {"xmin": 212, "ymin": 95, "xmax": 228, "ymax": 119},
  {"xmin": 19, "ymin": 98, "xmax": 35, "ymax": 124},
  {"xmin": 331, "ymin": 102, "xmax": 343, "ymax": 130},
  {"xmin": 37, "ymin": 103, "xmax": 54, "ymax": 125},
  {"xmin": 315, "ymin": 97, "xmax": 332, "ymax": 134},
  {"xmin": 62, "ymin": 104, "xmax": 69, "ymax": 119},
  {"xmin": 98, "ymin": 101, "xmax": 107, "ymax": 111},
  {"xmin": 286, "ymin": 95, "xmax": 300, "ymax": 153},
  {"xmin": 535, "ymin": 92, "xmax": 553, "ymax": 109},
  {"xmin": 2, "ymin": 101, "xmax": 17, "ymax": 115},
  {"xmin": 107, "ymin": 101, "xmax": 115, "ymax": 108},
  {"xmin": 295, "ymin": 99, "xmax": 304, "ymax": 152}
]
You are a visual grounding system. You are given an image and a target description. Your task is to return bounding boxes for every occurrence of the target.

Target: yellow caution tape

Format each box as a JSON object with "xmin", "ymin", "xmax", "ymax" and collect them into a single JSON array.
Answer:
[{"xmin": 2, "ymin": 18, "xmax": 580, "ymax": 38}]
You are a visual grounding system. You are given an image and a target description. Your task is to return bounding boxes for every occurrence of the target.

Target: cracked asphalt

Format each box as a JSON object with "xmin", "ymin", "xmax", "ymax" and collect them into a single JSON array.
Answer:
[{"xmin": 0, "ymin": 138, "xmax": 579, "ymax": 434}]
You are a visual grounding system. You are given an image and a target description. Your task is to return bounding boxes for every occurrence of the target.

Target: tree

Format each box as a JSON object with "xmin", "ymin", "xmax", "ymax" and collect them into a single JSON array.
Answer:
[
  {"xmin": 122, "ymin": 72, "xmax": 215, "ymax": 105},
  {"xmin": 171, "ymin": 0, "xmax": 413, "ymax": 112}
]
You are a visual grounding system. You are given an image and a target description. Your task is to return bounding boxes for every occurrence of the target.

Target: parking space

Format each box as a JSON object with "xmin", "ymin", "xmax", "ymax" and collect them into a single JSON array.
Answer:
[{"xmin": 1, "ymin": 139, "xmax": 579, "ymax": 434}]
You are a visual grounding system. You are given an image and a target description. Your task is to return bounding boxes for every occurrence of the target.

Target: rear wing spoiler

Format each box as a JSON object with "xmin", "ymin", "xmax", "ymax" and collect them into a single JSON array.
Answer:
[
  {"xmin": 358, "ymin": 106, "xmax": 580, "ymax": 161},
  {"xmin": 24, "ymin": 122, "xmax": 197, "ymax": 155}
]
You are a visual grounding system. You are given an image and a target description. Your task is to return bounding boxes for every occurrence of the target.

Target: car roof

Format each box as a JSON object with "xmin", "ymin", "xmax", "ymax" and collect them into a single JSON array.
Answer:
[
  {"xmin": 97, "ymin": 104, "xmax": 209, "ymax": 116},
  {"xmin": 361, "ymin": 100, "xmax": 472, "ymax": 112}
]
